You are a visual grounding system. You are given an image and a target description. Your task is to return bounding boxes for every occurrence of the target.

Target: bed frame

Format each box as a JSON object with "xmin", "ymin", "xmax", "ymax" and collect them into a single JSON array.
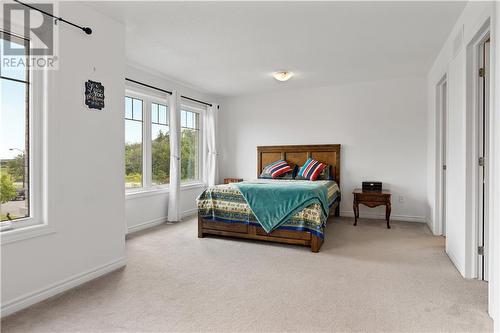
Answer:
[{"xmin": 198, "ymin": 144, "xmax": 341, "ymax": 252}]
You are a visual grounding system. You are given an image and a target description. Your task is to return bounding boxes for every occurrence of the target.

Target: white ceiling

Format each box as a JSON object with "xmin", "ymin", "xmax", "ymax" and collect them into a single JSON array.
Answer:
[{"xmin": 89, "ymin": 1, "xmax": 466, "ymax": 97}]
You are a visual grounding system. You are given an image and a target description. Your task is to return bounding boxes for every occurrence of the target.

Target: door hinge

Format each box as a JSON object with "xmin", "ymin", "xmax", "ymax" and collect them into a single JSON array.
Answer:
[
  {"xmin": 442, "ymin": 164, "xmax": 447, "ymax": 170},
  {"xmin": 479, "ymin": 68, "xmax": 485, "ymax": 77},
  {"xmin": 478, "ymin": 246, "xmax": 484, "ymax": 256},
  {"xmin": 479, "ymin": 157, "xmax": 485, "ymax": 167}
]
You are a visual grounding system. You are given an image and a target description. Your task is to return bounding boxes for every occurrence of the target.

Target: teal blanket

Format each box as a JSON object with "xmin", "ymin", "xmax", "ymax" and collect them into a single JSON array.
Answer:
[{"xmin": 232, "ymin": 181, "xmax": 329, "ymax": 233}]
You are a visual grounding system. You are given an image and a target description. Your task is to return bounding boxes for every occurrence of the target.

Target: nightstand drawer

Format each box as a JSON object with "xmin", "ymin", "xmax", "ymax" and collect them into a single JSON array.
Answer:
[{"xmin": 356, "ymin": 193, "xmax": 389, "ymax": 202}]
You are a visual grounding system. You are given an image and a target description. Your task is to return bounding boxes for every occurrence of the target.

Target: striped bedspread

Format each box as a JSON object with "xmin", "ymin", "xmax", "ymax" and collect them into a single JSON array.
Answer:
[{"xmin": 197, "ymin": 179, "xmax": 340, "ymax": 238}]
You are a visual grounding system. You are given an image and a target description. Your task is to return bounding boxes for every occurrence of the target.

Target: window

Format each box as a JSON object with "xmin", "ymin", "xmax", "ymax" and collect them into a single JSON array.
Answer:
[
  {"xmin": 151, "ymin": 103, "xmax": 169, "ymax": 185},
  {"xmin": 124, "ymin": 96, "xmax": 143, "ymax": 189},
  {"xmin": 180, "ymin": 109, "xmax": 200, "ymax": 182},
  {"xmin": 1, "ymin": 32, "xmax": 30, "ymax": 227},
  {"xmin": 124, "ymin": 88, "xmax": 204, "ymax": 193},
  {"xmin": 125, "ymin": 90, "xmax": 170, "ymax": 191},
  {"xmin": 0, "ymin": 30, "xmax": 45, "ymax": 238}
]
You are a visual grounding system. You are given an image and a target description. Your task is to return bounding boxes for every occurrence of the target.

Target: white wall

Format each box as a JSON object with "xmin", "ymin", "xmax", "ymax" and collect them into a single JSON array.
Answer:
[
  {"xmin": 124, "ymin": 65, "xmax": 217, "ymax": 233},
  {"xmin": 219, "ymin": 76, "xmax": 428, "ymax": 222},
  {"xmin": 426, "ymin": 0, "xmax": 500, "ymax": 325},
  {"xmin": 426, "ymin": 1, "xmax": 494, "ymax": 278},
  {"xmin": 1, "ymin": 3, "xmax": 127, "ymax": 316}
]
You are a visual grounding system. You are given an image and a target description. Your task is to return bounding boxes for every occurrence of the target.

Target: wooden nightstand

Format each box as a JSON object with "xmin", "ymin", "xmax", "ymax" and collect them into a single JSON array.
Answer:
[
  {"xmin": 353, "ymin": 189, "xmax": 392, "ymax": 229},
  {"xmin": 224, "ymin": 178, "xmax": 243, "ymax": 184}
]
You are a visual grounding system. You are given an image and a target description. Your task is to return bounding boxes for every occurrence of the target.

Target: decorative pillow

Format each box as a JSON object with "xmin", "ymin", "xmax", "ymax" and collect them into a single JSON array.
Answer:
[
  {"xmin": 297, "ymin": 165, "xmax": 330, "ymax": 180},
  {"xmin": 260, "ymin": 160, "xmax": 293, "ymax": 179},
  {"xmin": 298, "ymin": 158, "xmax": 327, "ymax": 181},
  {"xmin": 281, "ymin": 164, "xmax": 298, "ymax": 179},
  {"xmin": 291, "ymin": 164, "xmax": 299, "ymax": 179},
  {"xmin": 316, "ymin": 165, "xmax": 334, "ymax": 180}
]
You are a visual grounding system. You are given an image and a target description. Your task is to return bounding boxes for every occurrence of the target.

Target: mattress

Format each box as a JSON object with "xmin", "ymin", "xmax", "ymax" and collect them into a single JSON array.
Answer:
[{"xmin": 197, "ymin": 179, "xmax": 340, "ymax": 238}]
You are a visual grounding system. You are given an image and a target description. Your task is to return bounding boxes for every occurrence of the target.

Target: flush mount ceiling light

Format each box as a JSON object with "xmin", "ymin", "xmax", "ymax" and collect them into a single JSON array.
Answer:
[{"xmin": 272, "ymin": 71, "xmax": 294, "ymax": 82}]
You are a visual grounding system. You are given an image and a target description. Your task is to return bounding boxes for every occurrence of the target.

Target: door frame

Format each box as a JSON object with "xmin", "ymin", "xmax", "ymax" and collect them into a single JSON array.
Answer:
[
  {"xmin": 435, "ymin": 75, "xmax": 448, "ymax": 237},
  {"xmin": 465, "ymin": 22, "xmax": 490, "ymax": 280},
  {"xmin": 477, "ymin": 36, "xmax": 490, "ymax": 281}
]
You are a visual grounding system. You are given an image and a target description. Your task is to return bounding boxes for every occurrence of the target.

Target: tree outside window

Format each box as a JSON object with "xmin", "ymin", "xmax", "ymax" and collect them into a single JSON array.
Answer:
[{"xmin": 180, "ymin": 110, "xmax": 200, "ymax": 182}]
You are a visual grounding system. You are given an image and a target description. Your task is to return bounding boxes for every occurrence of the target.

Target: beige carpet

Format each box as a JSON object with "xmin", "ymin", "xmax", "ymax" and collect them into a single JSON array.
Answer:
[{"xmin": 2, "ymin": 217, "xmax": 493, "ymax": 332}]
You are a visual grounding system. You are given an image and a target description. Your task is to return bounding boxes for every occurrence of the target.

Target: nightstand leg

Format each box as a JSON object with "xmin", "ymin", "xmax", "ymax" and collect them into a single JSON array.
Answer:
[
  {"xmin": 353, "ymin": 202, "xmax": 358, "ymax": 226},
  {"xmin": 386, "ymin": 203, "xmax": 391, "ymax": 229}
]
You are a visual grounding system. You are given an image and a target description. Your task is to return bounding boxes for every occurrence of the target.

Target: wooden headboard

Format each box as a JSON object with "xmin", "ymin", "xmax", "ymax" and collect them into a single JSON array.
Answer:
[{"xmin": 257, "ymin": 144, "xmax": 341, "ymax": 185}]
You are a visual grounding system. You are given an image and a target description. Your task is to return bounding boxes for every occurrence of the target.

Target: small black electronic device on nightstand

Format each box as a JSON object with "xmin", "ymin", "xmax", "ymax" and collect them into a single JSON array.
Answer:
[{"xmin": 362, "ymin": 181, "xmax": 382, "ymax": 192}]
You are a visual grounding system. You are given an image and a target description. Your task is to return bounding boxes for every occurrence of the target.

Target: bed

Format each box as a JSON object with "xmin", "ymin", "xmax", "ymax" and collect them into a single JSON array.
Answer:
[{"xmin": 197, "ymin": 144, "xmax": 341, "ymax": 252}]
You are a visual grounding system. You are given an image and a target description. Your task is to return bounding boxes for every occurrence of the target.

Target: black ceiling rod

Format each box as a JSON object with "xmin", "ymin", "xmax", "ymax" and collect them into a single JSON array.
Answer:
[
  {"xmin": 181, "ymin": 95, "xmax": 216, "ymax": 108},
  {"xmin": 13, "ymin": 0, "xmax": 92, "ymax": 35},
  {"xmin": 126, "ymin": 78, "xmax": 172, "ymax": 95},
  {"xmin": 126, "ymin": 77, "xmax": 218, "ymax": 109}
]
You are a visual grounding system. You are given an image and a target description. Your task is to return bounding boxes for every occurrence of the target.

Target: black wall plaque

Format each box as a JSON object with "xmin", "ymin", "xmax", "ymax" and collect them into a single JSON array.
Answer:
[{"xmin": 85, "ymin": 80, "xmax": 105, "ymax": 110}]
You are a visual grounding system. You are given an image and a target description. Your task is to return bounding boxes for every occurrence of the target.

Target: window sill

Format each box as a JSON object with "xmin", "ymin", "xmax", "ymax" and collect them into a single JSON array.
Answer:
[
  {"xmin": 125, "ymin": 182, "xmax": 206, "ymax": 200},
  {"xmin": 180, "ymin": 182, "xmax": 206, "ymax": 190},
  {"xmin": 126, "ymin": 187, "xmax": 169, "ymax": 200},
  {"xmin": 1, "ymin": 223, "xmax": 56, "ymax": 245}
]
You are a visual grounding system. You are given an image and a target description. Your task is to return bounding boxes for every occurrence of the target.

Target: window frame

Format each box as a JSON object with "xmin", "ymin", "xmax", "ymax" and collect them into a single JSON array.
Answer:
[
  {"xmin": 1, "ymin": 30, "xmax": 49, "ymax": 243},
  {"xmin": 125, "ymin": 87, "xmax": 170, "ymax": 193},
  {"xmin": 150, "ymin": 102, "xmax": 170, "ymax": 187},
  {"xmin": 124, "ymin": 94, "xmax": 145, "ymax": 190},
  {"xmin": 180, "ymin": 101, "xmax": 205, "ymax": 186}
]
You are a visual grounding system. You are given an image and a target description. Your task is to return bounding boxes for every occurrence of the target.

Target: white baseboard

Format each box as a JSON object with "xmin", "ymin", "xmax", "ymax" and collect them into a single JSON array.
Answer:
[
  {"xmin": 181, "ymin": 208, "xmax": 198, "ymax": 219},
  {"xmin": 446, "ymin": 249, "xmax": 465, "ymax": 277},
  {"xmin": 127, "ymin": 209, "xmax": 198, "ymax": 235},
  {"xmin": 127, "ymin": 216, "xmax": 168, "ymax": 234},
  {"xmin": 340, "ymin": 210, "xmax": 427, "ymax": 223},
  {"xmin": 1, "ymin": 257, "xmax": 126, "ymax": 318},
  {"xmin": 426, "ymin": 221, "xmax": 434, "ymax": 234},
  {"xmin": 425, "ymin": 217, "xmax": 437, "ymax": 235}
]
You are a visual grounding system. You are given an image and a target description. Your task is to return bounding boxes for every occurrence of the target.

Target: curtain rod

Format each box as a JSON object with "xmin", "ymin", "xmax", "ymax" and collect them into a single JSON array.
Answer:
[
  {"xmin": 125, "ymin": 77, "xmax": 218, "ymax": 108},
  {"xmin": 13, "ymin": 0, "xmax": 92, "ymax": 35},
  {"xmin": 126, "ymin": 78, "xmax": 172, "ymax": 94},
  {"xmin": 182, "ymin": 95, "xmax": 217, "ymax": 108}
]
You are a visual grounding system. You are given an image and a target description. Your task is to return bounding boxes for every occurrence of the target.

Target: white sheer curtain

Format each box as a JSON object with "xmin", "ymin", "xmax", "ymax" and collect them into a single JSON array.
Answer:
[
  {"xmin": 168, "ymin": 90, "xmax": 181, "ymax": 222},
  {"xmin": 204, "ymin": 103, "xmax": 219, "ymax": 187}
]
